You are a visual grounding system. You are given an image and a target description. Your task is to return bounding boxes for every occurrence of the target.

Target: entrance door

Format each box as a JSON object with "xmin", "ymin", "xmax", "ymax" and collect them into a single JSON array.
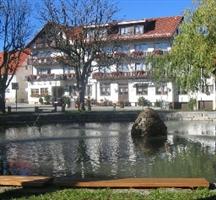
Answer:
[
  {"xmin": 52, "ymin": 86, "xmax": 64, "ymax": 98},
  {"xmin": 118, "ymin": 84, "xmax": 129, "ymax": 103}
]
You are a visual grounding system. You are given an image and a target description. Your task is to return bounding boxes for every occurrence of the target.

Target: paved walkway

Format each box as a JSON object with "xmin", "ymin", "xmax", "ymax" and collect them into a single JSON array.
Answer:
[{"xmin": 6, "ymin": 103, "xmax": 153, "ymax": 113}]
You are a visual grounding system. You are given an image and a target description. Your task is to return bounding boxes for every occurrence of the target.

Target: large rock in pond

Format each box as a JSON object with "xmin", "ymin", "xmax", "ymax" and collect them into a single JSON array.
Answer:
[{"xmin": 131, "ymin": 108, "xmax": 167, "ymax": 138}]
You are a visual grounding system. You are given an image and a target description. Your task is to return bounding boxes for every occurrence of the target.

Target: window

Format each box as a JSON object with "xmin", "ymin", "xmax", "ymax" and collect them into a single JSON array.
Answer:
[
  {"xmin": 40, "ymin": 88, "xmax": 48, "ymax": 96},
  {"xmin": 87, "ymin": 29, "xmax": 95, "ymax": 39},
  {"xmin": 120, "ymin": 26, "xmax": 134, "ymax": 35},
  {"xmin": 98, "ymin": 29, "xmax": 107, "ymax": 37},
  {"xmin": 135, "ymin": 25, "xmax": 144, "ymax": 34},
  {"xmin": 38, "ymin": 68, "xmax": 51, "ymax": 75},
  {"xmin": 136, "ymin": 83, "xmax": 148, "ymax": 95},
  {"xmin": 154, "ymin": 43, "xmax": 161, "ymax": 50},
  {"xmin": 156, "ymin": 84, "xmax": 168, "ymax": 95},
  {"xmin": 119, "ymin": 86, "xmax": 128, "ymax": 95},
  {"xmin": 118, "ymin": 64, "xmax": 129, "ymax": 72},
  {"xmin": 134, "ymin": 43, "xmax": 148, "ymax": 51},
  {"xmin": 86, "ymin": 85, "xmax": 92, "ymax": 97},
  {"xmin": 69, "ymin": 85, "xmax": 77, "ymax": 96},
  {"xmin": 100, "ymin": 83, "xmax": 110, "ymax": 96},
  {"xmin": 202, "ymin": 84, "xmax": 213, "ymax": 94},
  {"xmin": 99, "ymin": 66, "xmax": 111, "ymax": 73},
  {"xmin": 178, "ymin": 87, "xmax": 187, "ymax": 95},
  {"xmin": 121, "ymin": 45, "xmax": 130, "ymax": 53},
  {"xmin": 31, "ymin": 89, "xmax": 39, "ymax": 97},
  {"xmin": 135, "ymin": 63, "xmax": 144, "ymax": 71}
]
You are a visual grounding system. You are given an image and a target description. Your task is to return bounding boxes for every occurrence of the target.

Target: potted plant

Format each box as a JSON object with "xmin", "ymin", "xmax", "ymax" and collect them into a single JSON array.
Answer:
[
  {"xmin": 62, "ymin": 96, "xmax": 71, "ymax": 108},
  {"xmin": 39, "ymin": 97, "xmax": 44, "ymax": 105}
]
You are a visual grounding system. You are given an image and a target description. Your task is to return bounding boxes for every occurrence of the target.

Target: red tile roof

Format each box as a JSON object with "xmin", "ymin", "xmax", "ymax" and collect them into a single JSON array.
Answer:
[
  {"xmin": 27, "ymin": 16, "xmax": 183, "ymax": 50},
  {"xmin": 0, "ymin": 49, "xmax": 30, "ymax": 75},
  {"xmin": 110, "ymin": 16, "xmax": 183, "ymax": 41}
]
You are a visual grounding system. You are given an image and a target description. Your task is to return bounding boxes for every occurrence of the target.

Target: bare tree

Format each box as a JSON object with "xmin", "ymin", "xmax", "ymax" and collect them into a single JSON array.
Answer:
[
  {"xmin": 0, "ymin": 0, "xmax": 31, "ymax": 113},
  {"xmin": 40, "ymin": 0, "xmax": 117, "ymax": 111}
]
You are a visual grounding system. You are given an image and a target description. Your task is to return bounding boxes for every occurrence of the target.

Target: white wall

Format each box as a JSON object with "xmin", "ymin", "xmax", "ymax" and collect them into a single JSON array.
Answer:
[
  {"xmin": 5, "ymin": 76, "xmax": 17, "ymax": 103},
  {"xmin": 28, "ymin": 81, "xmax": 61, "ymax": 104},
  {"xmin": 96, "ymin": 82, "xmax": 118, "ymax": 103}
]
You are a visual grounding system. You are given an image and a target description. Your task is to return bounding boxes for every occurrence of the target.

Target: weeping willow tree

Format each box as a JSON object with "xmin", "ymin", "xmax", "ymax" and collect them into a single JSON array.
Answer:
[{"xmin": 148, "ymin": 0, "xmax": 216, "ymax": 92}]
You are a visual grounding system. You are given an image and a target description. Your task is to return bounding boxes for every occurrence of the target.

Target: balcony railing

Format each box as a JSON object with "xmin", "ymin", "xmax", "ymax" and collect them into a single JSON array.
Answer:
[
  {"xmin": 28, "ymin": 57, "xmax": 59, "ymax": 66},
  {"xmin": 26, "ymin": 73, "xmax": 76, "ymax": 82},
  {"xmin": 108, "ymin": 50, "xmax": 167, "ymax": 60},
  {"xmin": 92, "ymin": 71, "xmax": 151, "ymax": 80}
]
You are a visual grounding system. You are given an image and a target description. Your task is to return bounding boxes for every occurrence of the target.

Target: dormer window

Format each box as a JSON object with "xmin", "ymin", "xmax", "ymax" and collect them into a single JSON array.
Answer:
[
  {"xmin": 87, "ymin": 29, "xmax": 95, "ymax": 39},
  {"xmin": 120, "ymin": 26, "xmax": 134, "ymax": 35},
  {"xmin": 135, "ymin": 25, "xmax": 144, "ymax": 34},
  {"xmin": 120, "ymin": 25, "xmax": 144, "ymax": 36}
]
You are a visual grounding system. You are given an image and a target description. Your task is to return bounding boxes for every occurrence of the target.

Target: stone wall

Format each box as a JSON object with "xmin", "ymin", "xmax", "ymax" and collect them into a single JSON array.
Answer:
[{"xmin": 159, "ymin": 111, "xmax": 216, "ymax": 121}]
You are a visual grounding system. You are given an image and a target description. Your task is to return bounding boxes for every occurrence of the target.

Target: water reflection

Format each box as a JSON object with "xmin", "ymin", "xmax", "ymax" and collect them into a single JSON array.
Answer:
[
  {"xmin": 132, "ymin": 136, "xmax": 167, "ymax": 155},
  {"xmin": 0, "ymin": 121, "xmax": 216, "ymax": 182}
]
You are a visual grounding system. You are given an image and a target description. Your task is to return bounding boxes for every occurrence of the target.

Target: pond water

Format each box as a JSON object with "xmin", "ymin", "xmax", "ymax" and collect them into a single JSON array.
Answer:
[{"xmin": 0, "ymin": 121, "xmax": 216, "ymax": 182}]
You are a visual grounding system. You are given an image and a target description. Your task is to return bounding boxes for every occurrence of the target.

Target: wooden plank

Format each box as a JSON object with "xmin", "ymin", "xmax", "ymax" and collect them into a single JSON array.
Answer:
[
  {"xmin": 53, "ymin": 178, "xmax": 209, "ymax": 189},
  {"xmin": 0, "ymin": 176, "xmax": 209, "ymax": 189},
  {"xmin": 0, "ymin": 176, "xmax": 52, "ymax": 187}
]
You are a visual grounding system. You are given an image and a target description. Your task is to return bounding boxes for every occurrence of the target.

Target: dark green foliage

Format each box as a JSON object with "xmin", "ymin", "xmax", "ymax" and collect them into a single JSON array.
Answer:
[
  {"xmin": 138, "ymin": 97, "xmax": 151, "ymax": 107},
  {"xmin": 44, "ymin": 95, "xmax": 51, "ymax": 104},
  {"xmin": 62, "ymin": 96, "xmax": 71, "ymax": 107},
  {"xmin": 187, "ymin": 98, "xmax": 197, "ymax": 111},
  {"xmin": 4, "ymin": 188, "xmax": 216, "ymax": 200},
  {"xmin": 39, "ymin": 97, "xmax": 44, "ymax": 105},
  {"xmin": 147, "ymin": 0, "xmax": 216, "ymax": 92}
]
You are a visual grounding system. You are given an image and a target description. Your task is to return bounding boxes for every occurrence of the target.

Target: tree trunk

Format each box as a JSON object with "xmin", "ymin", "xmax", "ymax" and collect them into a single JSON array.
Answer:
[
  {"xmin": 79, "ymin": 86, "xmax": 86, "ymax": 111},
  {"xmin": 0, "ymin": 89, "xmax": 6, "ymax": 113}
]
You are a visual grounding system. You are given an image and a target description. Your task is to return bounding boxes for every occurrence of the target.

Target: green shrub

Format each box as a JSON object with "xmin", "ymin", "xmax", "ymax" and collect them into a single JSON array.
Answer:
[
  {"xmin": 138, "ymin": 96, "xmax": 151, "ymax": 107},
  {"xmin": 155, "ymin": 100, "xmax": 163, "ymax": 107},
  {"xmin": 39, "ymin": 97, "xmax": 43, "ymax": 105},
  {"xmin": 44, "ymin": 95, "xmax": 51, "ymax": 104},
  {"xmin": 62, "ymin": 96, "xmax": 71, "ymax": 107},
  {"xmin": 188, "ymin": 98, "xmax": 197, "ymax": 111}
]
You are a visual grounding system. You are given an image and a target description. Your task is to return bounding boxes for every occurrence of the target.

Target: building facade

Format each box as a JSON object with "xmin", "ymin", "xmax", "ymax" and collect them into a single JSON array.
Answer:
[
  {"xmin": 0, "ymin": 50, "xmax": 31, "ymax": 104},
  {"xmin": 25, "ymin": 16, "xmax": 216, "ymax": 110}
]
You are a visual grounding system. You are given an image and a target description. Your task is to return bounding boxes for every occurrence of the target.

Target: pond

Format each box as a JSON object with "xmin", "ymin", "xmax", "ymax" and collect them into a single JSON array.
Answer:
[{"xmin": 0, "ymin": 121, "xmax": 216, "ymax": 182}]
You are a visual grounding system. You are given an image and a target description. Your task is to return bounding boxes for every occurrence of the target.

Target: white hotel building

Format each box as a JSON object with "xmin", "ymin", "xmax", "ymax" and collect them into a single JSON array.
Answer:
[{"xmin": 24, "ymin": 16, "xmax": 216, "ymax": 110}]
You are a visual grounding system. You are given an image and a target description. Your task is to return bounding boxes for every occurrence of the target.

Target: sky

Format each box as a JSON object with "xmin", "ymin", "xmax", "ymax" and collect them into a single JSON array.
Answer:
[
  {"xmin": 31, "ymin": 0, "xmax": 194, "ymax": 34},
  {"xmin": 0, "ymin": 0, "xmax": 195, "ymax": 50},
  {"xmin": 117, "ymin": 0, "xmax": 194, "ymax": 20}
]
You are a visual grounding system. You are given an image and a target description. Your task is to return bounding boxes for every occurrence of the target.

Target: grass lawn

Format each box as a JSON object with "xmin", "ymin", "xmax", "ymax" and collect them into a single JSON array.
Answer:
[{"xmin": 0, "ymin": 188, "xmax": 216, "ymax": 200}]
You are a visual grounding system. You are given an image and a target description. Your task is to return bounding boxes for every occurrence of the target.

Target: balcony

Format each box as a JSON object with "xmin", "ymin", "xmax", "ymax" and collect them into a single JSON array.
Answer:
[
  {"xmin": 28, "ymin": 57, "xmax": 59, "ymax": 66},
  {"xmin": 92, "ymin": 71, "xmax": 151, "ymax": 80},
  {"xmin": 26, "ymin": 73, "xmax": 76, "ymax": 82},
  {"xmin": 111, "ymin": 50, "xmax": 166, "ymax": 60}
]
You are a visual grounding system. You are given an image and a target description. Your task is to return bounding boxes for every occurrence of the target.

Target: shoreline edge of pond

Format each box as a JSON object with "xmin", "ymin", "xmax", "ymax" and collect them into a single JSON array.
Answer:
[{"xmin": 1, "ymin": 110, "xmax": 216, "ymax": 127}]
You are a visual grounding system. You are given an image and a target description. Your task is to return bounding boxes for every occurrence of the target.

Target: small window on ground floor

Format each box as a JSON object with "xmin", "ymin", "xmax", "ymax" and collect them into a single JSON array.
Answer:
[
  {"xmin": 201, "ymin": 84, "xmax": 213, "ymax": 95},
  {"xmin": 156, "ymin": 83, "xmax": 168, "ymax": 95},
  {"xmin": 40, "ymin": 88, "xmax": 49, "ymax": 96},
  {"xmin": 100, "ymin": 83, "xmax": 110, "ymax": 96},
  {"xmin": 136, "ymin": 83, "xmax": 148, "ymax": 95},
  {"xmin": 119, "ymin": 85, "xmax": 128, "ymax": 95},
  {"xmin": 31, "ymin": 89, "xmax": 39, "ymax": 97},
  {"xmin": 68, "ymin": 85, "xmax": 77, "ymax": 96}
]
